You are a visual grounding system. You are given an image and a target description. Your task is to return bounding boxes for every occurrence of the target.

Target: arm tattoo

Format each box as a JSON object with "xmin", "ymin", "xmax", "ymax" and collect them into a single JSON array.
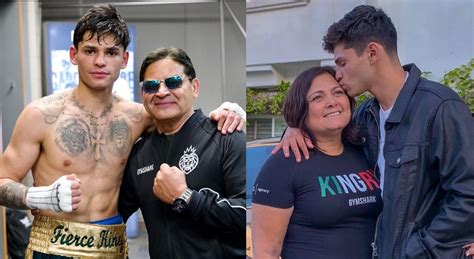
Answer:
[
  {"xmin": 0, "ymin": 182, "xmax": 29, "ymax": 209},
  {"xmin": 34, "ymin": 93, "xmax": 67, "ymax": 124},
  {"xmin": 35, "ymin": 106, "xmax": 65, "ymax": 124},
  {"xmin": 41, "ymin": 92, "xmax": 67, "ymax": 106},
  {"xmin": 124, "ymin": 106, "xmax": 143, "ymax": 123}
]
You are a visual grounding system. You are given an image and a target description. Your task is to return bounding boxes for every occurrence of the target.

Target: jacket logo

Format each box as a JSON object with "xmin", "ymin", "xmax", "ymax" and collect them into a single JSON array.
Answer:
[
  {"xmin": 179, "ymin": 145, "xmax": 199, "ymax": 175},
  {"xmin": 137, "ymin": 164, "xmax": 154, "ymax": 175}
]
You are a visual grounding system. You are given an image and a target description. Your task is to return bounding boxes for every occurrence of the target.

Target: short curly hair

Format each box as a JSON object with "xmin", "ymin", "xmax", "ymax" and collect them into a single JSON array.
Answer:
[
  {"xmin": 323, "ymin": 5, "xmax": 397, "ymax": 56},
  {"xmin": 73, "ymin": 4, "xmax": 130, "ymax": 50}
]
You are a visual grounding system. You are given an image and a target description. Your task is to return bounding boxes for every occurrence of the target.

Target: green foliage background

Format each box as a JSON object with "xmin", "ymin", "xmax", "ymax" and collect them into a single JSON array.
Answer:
[
  {"xmin": 246, "ymin": 81, "xmax": 290, "ymax": 115},
  {"xmin": 440, "ymin": 58, "xmax": 474, "ymax": 113}
]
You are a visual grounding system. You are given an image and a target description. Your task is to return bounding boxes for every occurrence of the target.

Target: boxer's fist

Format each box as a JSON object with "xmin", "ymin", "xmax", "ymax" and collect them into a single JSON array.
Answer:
[
  {"xmin": 26, "ymin": 174, "xmax": 81, "ymax": 212},
  {"xmin": 153, "ymin": 164, "xmax": 187, "ymax": 204}
]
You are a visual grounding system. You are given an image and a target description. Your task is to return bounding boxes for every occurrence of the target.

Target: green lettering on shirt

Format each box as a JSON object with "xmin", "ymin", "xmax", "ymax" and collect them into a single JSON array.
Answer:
[{"xmin": 318, "ymin": 176, "xmax": 336, "ymax": 197}]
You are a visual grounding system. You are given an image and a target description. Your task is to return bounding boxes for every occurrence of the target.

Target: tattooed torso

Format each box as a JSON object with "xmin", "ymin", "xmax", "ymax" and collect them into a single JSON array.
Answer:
[{"xmin": 30, "ymin": 89, "xmax": 150, "ymax": 222}]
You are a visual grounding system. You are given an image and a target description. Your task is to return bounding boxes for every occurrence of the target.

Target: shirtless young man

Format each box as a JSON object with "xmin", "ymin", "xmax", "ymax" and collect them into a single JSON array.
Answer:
[{"xmin": 0, "ymin": 4, "xmax": 243, "ymax": 258}]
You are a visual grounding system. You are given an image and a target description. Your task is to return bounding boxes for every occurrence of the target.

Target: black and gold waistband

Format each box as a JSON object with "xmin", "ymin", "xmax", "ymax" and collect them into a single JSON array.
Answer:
[{"xmin": 25, "ymin": 215, "xmax": 128, "ymax": 258}]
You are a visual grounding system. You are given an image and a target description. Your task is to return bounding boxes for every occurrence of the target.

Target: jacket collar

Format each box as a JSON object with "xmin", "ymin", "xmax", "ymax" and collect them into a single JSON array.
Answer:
[
  {"xmin": 154, "ymin": 109, "xmax": 204, "ymax": 139},
  {"xmin": 363, "ymin": 97, "xmax": 380, "ymax": 124},
  {"xmin": 385, "ymin": 64, "xmax": 421, "ymax": 123}
]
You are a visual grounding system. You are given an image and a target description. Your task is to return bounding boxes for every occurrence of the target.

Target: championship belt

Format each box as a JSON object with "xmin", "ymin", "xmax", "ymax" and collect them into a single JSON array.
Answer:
[{"xmin": 25, "ymin": 215, "xmax": 128, "ymax": 258}]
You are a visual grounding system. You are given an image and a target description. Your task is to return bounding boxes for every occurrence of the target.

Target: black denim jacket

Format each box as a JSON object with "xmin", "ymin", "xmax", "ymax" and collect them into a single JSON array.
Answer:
[{"xmin": 354, "ymin": 64, "xmax": 474, "ymax": 259}]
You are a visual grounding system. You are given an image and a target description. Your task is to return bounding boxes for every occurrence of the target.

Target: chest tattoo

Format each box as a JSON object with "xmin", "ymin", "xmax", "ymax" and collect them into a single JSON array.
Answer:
[
  {"xmin": 48, "ymin": 92, "xmax": 134, "ymax": 161},
  {"xmin": 107, "ymin": 119, "xmax": 131, "ymax": 157},
  {"xmin": 91, "ymin": 130, "xmax": 106, "ymax": 160},
  {"xmin": 55, "ymin": 116, "xmax": 133, "ymax": 160},
  {"xmin": 55, "ymin": 118, "xmax": 91, "ymax": 156}
]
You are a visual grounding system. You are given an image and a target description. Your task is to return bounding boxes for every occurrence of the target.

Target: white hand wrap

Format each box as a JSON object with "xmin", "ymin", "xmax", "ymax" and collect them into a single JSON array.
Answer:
[
  {"xmin": 212, "ymin": 101, "xmax": 246, "ymax": 121},
  {"xmin": 26, "ymin": 175, "xmax": 73, "ymax": 212}
]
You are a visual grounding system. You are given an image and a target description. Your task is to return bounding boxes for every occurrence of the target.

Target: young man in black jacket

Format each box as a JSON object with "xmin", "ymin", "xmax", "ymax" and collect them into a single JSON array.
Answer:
[
  {"xmin": 118, "ymin": 47, "xmax": 246, "ymax": 258},
  {"xmin": 276, "ymin": 5, "xmax": 474, "ymax": 258}
]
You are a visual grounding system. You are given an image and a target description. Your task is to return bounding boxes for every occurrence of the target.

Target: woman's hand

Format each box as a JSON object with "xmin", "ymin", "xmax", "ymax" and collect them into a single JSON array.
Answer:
[{"xmin": 464, "ymin": 244, "xmax": 474, "ymax": 258}]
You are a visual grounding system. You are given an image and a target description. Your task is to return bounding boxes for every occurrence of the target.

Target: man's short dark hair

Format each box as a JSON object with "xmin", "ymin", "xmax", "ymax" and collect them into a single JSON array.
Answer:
[
  {"xmin": 73, "ymin": 4, "xmax": 130, "ymax": 50},
  {"xmin": 139, "ymin": 47, "xmax": 196, "ymax": 82},
  {"xmin": 323, "ymin": 5, "xmax": 397, "ymax": 56},
  {"xmin": 283, "ymin": 66, "xmax": 360, "ymax": 146}
]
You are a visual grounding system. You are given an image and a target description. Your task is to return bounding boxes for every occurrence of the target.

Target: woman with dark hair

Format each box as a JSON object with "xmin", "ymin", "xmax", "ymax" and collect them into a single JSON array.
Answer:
[{"xmin": 251, "ymin": 66, "xmax": 382, "ymax": 259}]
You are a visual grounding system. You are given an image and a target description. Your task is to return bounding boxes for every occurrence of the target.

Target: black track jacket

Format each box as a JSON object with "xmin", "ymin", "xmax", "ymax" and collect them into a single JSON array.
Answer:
[{"xmin": 119, "ymin": 110, "xmax": 246, "ymax": 259}]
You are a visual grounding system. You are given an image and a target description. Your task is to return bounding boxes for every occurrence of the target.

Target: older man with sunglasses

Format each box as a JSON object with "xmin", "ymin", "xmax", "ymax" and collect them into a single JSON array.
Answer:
[{"xmin": 118, "ymin": 47, "xmax": 246, "ymax": 259}]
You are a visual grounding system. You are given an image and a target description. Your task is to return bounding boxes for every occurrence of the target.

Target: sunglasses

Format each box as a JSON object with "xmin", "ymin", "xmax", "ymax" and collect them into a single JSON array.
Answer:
[{"xmin": 140, "ymin": 75, "xmax": 190, "ymax": 93}]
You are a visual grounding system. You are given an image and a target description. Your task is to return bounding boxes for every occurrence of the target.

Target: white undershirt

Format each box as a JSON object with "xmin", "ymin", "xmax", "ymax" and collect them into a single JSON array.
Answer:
[
  {"xmin": 377, "ymin": 106, "xmax": 392, "ymax": 196},
  {"xmin": 378, "ymin": 72, "xmax": 409, "ymax": 196}
]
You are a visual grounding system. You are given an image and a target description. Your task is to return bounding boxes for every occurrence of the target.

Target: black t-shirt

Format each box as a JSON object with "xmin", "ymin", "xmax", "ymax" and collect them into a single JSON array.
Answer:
[{"xmin": 252, "ymin": 144, "xmax": 382, "ymax": 259}]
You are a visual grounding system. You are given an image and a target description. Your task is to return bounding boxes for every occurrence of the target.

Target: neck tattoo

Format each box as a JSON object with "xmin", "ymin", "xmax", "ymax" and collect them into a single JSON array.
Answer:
[{"xmin": 71, "ymin": 91, "xmax": 113, "ymax": 120}]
